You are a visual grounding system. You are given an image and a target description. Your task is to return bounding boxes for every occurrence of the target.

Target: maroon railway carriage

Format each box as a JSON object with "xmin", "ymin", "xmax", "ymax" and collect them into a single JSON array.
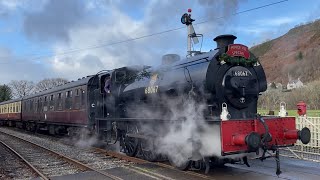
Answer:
[{"xmin": 20, "ymin": 77, "xmax": 90, "ymax": 134}]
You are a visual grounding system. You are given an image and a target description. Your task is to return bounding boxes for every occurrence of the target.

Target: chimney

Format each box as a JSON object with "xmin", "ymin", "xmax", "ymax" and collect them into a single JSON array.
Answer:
[{"xmin": 213, "ymin": 34, "xmax": 237, "ymax": 54}]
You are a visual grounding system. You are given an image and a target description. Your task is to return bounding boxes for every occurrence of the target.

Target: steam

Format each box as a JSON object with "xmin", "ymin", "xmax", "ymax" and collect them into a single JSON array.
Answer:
[
  {"xmin": 66, "ymin": 128, "xmax": 98, "ymax": 148},
  {"xmin": 156, "ymin": 100, "xmax": 221, "ymax": 166},
  {"xmin": 127, "ymin": 95, "xmax": 222, "ymax": 166},
  {"xmin": 74, "ymin": 134, "xmax": 98, "ymax": 148}
]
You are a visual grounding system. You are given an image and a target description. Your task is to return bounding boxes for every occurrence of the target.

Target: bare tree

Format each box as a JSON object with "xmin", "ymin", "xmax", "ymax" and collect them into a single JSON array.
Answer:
[
  {"xmin": 35, "ymin": 78, "xmax": 68, "ymax": 92},
  {"xmin": 259, "ymin": 81, "xmax": 320, "ymax": 111},
  {"xmin": 9, "ymin": 80, "xmax": 35, "ymax": 98}
]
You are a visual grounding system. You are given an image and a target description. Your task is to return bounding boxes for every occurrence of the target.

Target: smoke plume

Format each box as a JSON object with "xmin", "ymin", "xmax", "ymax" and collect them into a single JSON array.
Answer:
[{"xmin": 127, "ymin": 95, "xmax": 222, "ymax": 166}]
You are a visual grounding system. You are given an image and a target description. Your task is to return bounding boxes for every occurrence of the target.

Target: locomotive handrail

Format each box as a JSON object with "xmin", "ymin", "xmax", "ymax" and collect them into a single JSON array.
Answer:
[{"xmin": 257, "ymin": 115, "xmax": 270, "ymax": 143}]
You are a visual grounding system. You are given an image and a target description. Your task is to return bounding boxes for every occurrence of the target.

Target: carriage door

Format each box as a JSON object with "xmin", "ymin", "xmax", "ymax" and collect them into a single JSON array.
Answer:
[
  {"xmin": 87, "ymin": 78, "xmax": 99, "ymax": 131},
  {"xmin": 100, "ymin": 74, "xmax": 112, "ymax": 118}
]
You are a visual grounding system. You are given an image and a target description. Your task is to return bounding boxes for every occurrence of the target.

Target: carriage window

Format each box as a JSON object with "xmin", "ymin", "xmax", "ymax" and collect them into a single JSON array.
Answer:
[
  {"xmin": 39, "ymin": 98, "xmax": 43, "ymax": 112},
  {"xmin": 50, "ymin": 95, "xmax": 54, "ymax": 101},
  {"xmin": 57, "ymin": 93, "xmax": 62, "ymax": 110},
  {"xmin": 74, "ymin": 89, "xmax": 80, "ymax": 109},
  {"xmin": 44, "ymin": 96, "xmax": 47, "ymax": 102},
  {"xmin": 35, "ymin": 100, "xmax": 38, "ymax": 112},
  {"xmin": 65, "ymin": 90, "xmax": 73, "ymax": 109},
  {"xmin": 30, "ymin": 100, "xmax": 34, "ymax": 111},
  {"xmin": 81, "ymin": 89, "xmax": 85, "ymax": 106},
  {"xmin": 76, "ymin": 89, "xmax": 79, "ymax": 96},
  {"xmin": 66, "ymin": 90, "xmax": 72, "ymax": 98}
]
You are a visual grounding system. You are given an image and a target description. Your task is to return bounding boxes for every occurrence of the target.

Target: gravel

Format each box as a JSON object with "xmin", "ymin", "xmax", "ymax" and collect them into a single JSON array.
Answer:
[
  {"xmin": 0, "ymin": 142, "xmax": 36, "ymax": 180},
  {"xmin": 0, "ymin": 127, "xmax": 133, "ymax": 172},
  {"xmin": 0, "ymin": 133, "xmax": 83, "ymax": 178}
]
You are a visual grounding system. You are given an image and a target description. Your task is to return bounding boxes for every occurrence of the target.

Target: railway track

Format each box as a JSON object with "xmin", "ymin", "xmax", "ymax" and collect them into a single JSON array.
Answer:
[
  {"xmin": 5, "ymin": 126, "xmax": 319, "ymax": 180},
  {"xmin": 0, "ymin": 131, "xmax": 122, "ymax": 180},
  {"xmin": 0, "ymin": 141, "xmax": 37, "ymax": 179},
  {"xmin": 92, "ymin": 147, "xmax": 213, "ymax": 179},
  {"xmin": 0, "ymin": 139, "xmax": 49, "ymax": 180},
  {"xmin": 0, "ymin": 127, "xmax": 212, "ymax": 180}
]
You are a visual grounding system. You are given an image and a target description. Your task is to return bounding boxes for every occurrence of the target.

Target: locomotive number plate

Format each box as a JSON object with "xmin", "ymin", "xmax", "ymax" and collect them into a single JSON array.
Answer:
[
  {"xmin": 145, "ymin": 85, "xmax": 159, "ymax": 94},
  {"xmin": 233, "ymin": 70, "xmax": 251, "ymax": 77}
]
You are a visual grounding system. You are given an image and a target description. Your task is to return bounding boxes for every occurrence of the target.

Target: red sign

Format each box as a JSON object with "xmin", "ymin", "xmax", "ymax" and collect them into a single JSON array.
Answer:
[{"xmin": 226, "ymin": 44, "xmax": 250, "ymax": 59}]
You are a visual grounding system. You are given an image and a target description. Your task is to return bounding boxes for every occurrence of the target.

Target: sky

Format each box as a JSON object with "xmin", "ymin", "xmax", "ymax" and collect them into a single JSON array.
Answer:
[{"xmin": 0, "ymin": 0, "xmax": 319, "ymax": 84}]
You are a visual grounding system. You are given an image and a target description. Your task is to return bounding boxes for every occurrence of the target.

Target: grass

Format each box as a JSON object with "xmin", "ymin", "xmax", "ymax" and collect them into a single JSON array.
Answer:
[{"xmin": 258, "ymin": 109, "xmax": 320, "ymax": 117}]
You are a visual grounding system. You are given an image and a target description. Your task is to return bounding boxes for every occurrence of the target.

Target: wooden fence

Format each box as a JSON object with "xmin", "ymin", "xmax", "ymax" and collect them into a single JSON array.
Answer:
[{"xmin": 280, "ymin": 116, "xmax": 320, "ymax": 162}]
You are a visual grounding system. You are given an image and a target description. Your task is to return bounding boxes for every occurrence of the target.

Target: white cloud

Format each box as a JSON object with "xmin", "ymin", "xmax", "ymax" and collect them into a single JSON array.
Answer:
[
  {"xmin": 237, "ymin": 27, "xmax": 268, "ymax": 34},
  {"xmin": 255, "ymin": 17, "xmax": 297, "ymax": 26},
  {"xmin": 308, "ymin": 4, "xmax": 320, "ymax": 21},
  {"xmin": 50, "ymin": 8, "xmax": 153, "ymax": 79},
  {"xmin": 1, "ymin": 0, "xmax": 244, "ymax": 82},
  {"xmin": 47, "ymin": 0, "xmax": 244, "ymax": 81},
  {"xmin": 236, "ymin": 15, "xmax": 304, "ymax": 46},
  {"xmin": 0, "ymin": 47, "xmax": 52, "ymax": 84},
  {"xmin": 0, "ymin": 0, "xmax": 24, "ymax": 9}
]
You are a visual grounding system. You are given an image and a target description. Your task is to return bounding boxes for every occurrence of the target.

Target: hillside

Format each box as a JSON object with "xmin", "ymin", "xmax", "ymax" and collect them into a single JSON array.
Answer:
[{"xmin": 250, "ymin": 19, "xmax": 320, "ymax": 84}]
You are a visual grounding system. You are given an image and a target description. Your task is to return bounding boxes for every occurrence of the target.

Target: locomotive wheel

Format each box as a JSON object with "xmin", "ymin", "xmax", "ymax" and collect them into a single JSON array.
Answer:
[
  {"xmin": 123, "ymin": 125, "xmax": 139, "ymax": 157},
  {"xmin": 140, "ymin": 139, "xmax": 158, "ymax": 162}
]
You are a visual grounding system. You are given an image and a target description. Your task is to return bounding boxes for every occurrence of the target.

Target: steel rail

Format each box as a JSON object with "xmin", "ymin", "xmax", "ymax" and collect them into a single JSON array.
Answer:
[
  {"xmin": 0, "ymin": 140, "xmax": 49, "ymax": 180},
  {"xmin": 0, "ymin": 128, "xmax": 211, "ymax": 179},
  {"xmin": 92, "ymin": 147, "xmax": 213, "ymax": 180},
  {"xmin": 0, "ymin": 131, "xmax": 123, "ymax": 180}
]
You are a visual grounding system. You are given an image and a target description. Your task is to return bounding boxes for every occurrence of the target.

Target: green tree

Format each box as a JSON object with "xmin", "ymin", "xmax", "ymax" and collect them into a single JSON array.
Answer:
[
  {"xmin": 0, "ymin": 84, "xmax": 12, "ymax": 102},
  {"xmin": 296, "ymin": 51, "xmax": 303, "ymax": 61}
]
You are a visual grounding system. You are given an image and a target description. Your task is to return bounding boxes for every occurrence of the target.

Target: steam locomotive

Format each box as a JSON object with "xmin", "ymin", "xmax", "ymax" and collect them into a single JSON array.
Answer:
[{"xmin": 0, "ymin": 10, "xmax": 311, "ymax": 175}]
